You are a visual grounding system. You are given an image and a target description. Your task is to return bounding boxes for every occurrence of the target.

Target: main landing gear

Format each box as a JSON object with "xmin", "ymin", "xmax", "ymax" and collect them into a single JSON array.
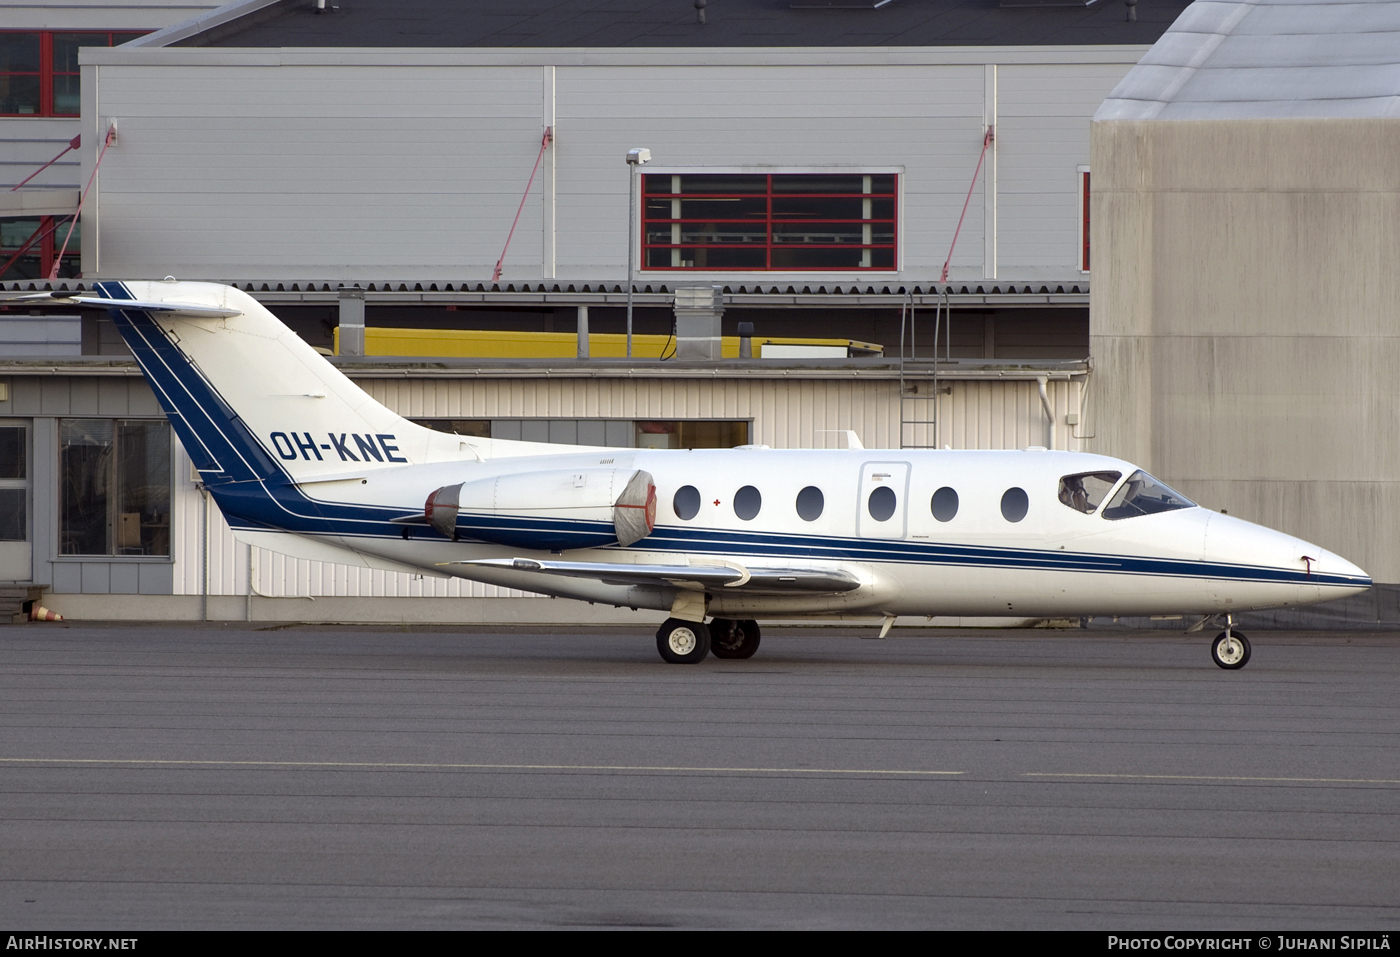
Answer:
[
  {"xmin": 1210, "ymin": 615, "xmax": 1251, "ymax": 670},
  {"xmin": 655, "ymin": 617, "xmax": 763, "ymax": 663}
]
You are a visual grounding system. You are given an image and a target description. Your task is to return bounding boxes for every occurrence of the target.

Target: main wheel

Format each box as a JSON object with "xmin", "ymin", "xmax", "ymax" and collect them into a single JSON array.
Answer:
[
  {"xmin": 1211, "ymin": 631, "xmax": 1251, "ymax": 670},
  {"xmin": 711, "ymin": 618, "xmax": 761, "ymax": 659},
  {"xmin": 656, "ymin": 618, "xmax": 711, "ymax": 664}
]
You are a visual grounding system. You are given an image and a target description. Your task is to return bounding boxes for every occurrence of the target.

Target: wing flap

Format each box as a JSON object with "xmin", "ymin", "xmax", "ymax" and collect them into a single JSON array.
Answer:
[{"xmin": 444, "ymin": 557, "xmax": 861, "ymax": 593}]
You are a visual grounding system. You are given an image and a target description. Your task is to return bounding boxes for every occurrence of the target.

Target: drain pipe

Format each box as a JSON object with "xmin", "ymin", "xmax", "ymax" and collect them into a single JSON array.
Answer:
[{"xmin": 1035, "ymin": 376, "xmax": 1056, "ymax": 449}]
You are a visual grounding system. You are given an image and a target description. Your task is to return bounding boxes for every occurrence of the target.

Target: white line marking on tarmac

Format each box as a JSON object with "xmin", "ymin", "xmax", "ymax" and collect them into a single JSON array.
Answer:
[
  {"xmin": 0, "ymin": 758, "xmax": 963, "ymax": 776},
  {"xmin": 1025, "ymin": 772, "xmax": 1400, "ymax": 785}
]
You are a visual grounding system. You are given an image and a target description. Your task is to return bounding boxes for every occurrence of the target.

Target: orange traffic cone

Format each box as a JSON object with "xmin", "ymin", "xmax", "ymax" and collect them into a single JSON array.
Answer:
[{"xmin": 27, "ymin": 603, "xmax": 63, "ymax": 622}]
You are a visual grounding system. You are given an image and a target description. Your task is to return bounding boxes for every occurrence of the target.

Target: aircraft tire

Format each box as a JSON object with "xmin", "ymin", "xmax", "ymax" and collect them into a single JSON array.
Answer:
[
  {"xmin": 657, "ymin": 618, "xmax": 711, "ymax": 664},
  {"xmin": 1211, "ymin": 631, "xmax": 1251, "ymax": 670},
  {"xmin": 711, "ymin": 618, "xmax": 761, "ymax": 659}
]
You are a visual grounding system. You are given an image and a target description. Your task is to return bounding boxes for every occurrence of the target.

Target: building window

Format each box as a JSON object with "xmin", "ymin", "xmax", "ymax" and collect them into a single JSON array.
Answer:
[
  {"xmin": 643, "ymin": 173, "xmax": 897, "ymax": 271},
  {"xmin": 1079, "ymin": 167, "xmax": 1091, "ymax": 272},
  {"xmin": 60, "ymin": 419, "xmax": 171, "ymax": 556},
  {"xmin": 1, "ymin": 216, "xmax": 79, "ymax": 280},
  {"xmin": 413, "ymin": 418, "xmax": 750, "ymax": 450},
  {"xmin": 0, "ymin": 425, "xmax": 26, "ymax": 542},
  {"xmin": 1, "ymin": 32, "xmax": 147, "ymax": 117}
]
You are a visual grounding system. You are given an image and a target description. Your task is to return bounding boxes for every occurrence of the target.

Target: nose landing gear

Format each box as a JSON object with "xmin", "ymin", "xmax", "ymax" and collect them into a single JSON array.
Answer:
[{"xmin": 1210, "ymin": 615, "xmax": 1251, "ymax": 669}]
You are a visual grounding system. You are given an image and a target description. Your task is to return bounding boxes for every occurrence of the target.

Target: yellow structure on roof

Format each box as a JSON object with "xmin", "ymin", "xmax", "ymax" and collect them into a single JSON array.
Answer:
[{"xmin": 333, "ymin": 327, "xmax": 882, "ymax": 359}]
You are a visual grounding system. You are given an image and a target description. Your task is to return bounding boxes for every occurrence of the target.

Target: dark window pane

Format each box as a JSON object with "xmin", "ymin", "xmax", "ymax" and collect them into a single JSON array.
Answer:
[
  {"xmin": 61, "ymin": 419, "xmax": 113, "ymax": 555},
  {"xmin": 770, "ymin": 247, "xmax": 867, "ymax": 269},
  {"xmin": 0, "ymin": 427, "xmax": 24, "ymax": 479},
  {"xmin": 52, "ymin": 34, "xmax": 110, "ymax": 74},
  {"xmin": 868, "ymin": 486, "xmax": 897, "ymax": 522},
  {"xmin": 0, "ymin": 33, "xmax": 41, "ymax": 73},
  {"xmin": 658, "ymin": 246, "xmax": 766, "ymax": 269},
  {"xmin": 772, "ymin": 175, "xmax": 866, "ymax": 193},
  {"xmin": 931, "ymin": 486, "xmax": 959, "ymax": 522},
  {"xmin": 0, "ymin": 488, "xmax": 24, "ymax": 541},
  {"xmin": 678, "ymin": 198, "xmax": 768, "ymax": 221},
  {"xmin": 112, "ymin": 33, "xmax": 147, "ymax": 46},
  {"xmin": 116, "ymin": 420, "xmax": 170, "ymax": 556},
  {"xmin": 1001, "ymin": 487, "xmax": 1029, "ymax": 523},
  {"xmin": 52, "ymin": 74, "xmax": 80, "ymax": 115},
  {"xmin": 796, "ymin": 486, "xmax": 824, "ymax": 522},
  {"xmin": 733, "ymin": 485, "xmax": 761, "ymax": 521},
  {"xmin": 677, "ymin": 175, "xmax": 767, "ymax": 194},
  {"xmin": 673, "ymin": 485, "xmax": 700, "ymax": 521},
  {"xmin": 0, "ymin": 75, "xmax": 41, "ymax": 115},
  {"xmin": 772, "ymin": 197, "xmax": 866, "ymax": 220},
  {"xmin": 870, "ymin": 174, "xmax": 896, "ymax": 193}
]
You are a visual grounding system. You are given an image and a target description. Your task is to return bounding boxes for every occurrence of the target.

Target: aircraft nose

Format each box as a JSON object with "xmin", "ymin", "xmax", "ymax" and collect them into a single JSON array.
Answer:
[{"xmin": 1204, "ymin": 512, "xmax": 1371, "ymax": 600}]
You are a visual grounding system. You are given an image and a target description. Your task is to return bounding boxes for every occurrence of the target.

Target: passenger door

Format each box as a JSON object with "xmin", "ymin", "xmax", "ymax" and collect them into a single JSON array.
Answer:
[{"xmin": 857, "ymin": 461, "xmax": 910, "ymax": 540}]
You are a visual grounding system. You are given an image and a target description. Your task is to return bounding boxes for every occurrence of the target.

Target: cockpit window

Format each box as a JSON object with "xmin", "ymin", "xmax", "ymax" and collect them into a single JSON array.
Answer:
[
  {"xmin": 1101, "ymin": 470, "xmax": 1195, "ymax": 520},
  {"xmin": 1058, "ymin": 471, "xmax": 1121, "ymax": 514}
]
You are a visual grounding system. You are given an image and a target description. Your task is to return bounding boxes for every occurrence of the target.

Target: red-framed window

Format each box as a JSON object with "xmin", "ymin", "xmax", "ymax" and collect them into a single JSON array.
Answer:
[
  {"xmin": 0, "ymin": 32, "xmax": 147, "ymax": 117},
  {"xmin": 643, "ymin": 173, "xmax": 897, "ymax": 271},
  {"xmin": 1, "ymin": 216, "xmax": 80, "ymax": 280}
]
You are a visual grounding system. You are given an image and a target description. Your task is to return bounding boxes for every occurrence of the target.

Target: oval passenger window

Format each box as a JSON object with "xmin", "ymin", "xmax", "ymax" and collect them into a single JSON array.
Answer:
[
  {"xmin": 796, "ymin": 486, "xmax": 824, "ymax": 522},
  {"xmin": 931, "ymin": 486, "xmax": 959, "ymax": 522},
  {"xmin": 673, "ymin": 485, "xmax": 701, "ymax": 521},
  {"xmin": 1001, "ymin": 487, "xmax": 1029, "ymax": 523},
  {"xmin": 734, "ymin": 485, "xmax": 762, "ymax": 521},
  {"xmin": 868, "ymin": 486, "xmax": 896, "ymax": 522}
]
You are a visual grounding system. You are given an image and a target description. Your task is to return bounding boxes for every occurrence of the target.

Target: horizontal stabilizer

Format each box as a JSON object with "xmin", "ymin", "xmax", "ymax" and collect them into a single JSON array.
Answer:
[
  {"xmin": 18, "ymin": 292, "xmax": 240, "ymax": 319},
  {"xmin": 445, "ymin": 557, "xmax": 861, "ymax": 593}
]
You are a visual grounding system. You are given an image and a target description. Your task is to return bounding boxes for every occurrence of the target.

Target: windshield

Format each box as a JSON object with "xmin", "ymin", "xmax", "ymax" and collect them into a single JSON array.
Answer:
[
  {"xmin": 1101, "ymin": 470, "xmax": 1195, "ymax": 520},
  {"xmin": 1058, "ymin": 471, "xmax": 1121, "ymax": 514}
]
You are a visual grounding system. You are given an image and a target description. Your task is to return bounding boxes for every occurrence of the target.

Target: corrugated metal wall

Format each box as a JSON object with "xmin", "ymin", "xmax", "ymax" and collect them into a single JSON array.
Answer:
[
  {"xmin": 82, "ymin": 49, "xmax": 1135, "ymax": 282},
  {"xmin": 176, "ymin": 375, "xmax": 1081, "ymax": 597}
]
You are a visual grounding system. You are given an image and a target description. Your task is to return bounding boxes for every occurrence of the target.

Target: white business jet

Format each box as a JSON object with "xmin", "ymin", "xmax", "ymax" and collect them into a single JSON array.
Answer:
[{"xmin": 35, "ymin": 281, "xmax": 1370, "ymax": 668}]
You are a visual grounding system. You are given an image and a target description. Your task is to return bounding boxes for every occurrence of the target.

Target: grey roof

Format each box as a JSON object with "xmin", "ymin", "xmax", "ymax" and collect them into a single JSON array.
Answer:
[
  {"xmin": 1097, "ymin": 0, "xmax": 1400, "ymax": 120},
  {"xmin": 178, "ymin": 0, "xmax": 1190, "ymax": 48}
]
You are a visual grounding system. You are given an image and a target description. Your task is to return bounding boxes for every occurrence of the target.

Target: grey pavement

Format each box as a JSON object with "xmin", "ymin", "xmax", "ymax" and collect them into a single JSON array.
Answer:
[{"xmin": 0, "ymin": 622, "xmax": 1397, "ymax": 930}]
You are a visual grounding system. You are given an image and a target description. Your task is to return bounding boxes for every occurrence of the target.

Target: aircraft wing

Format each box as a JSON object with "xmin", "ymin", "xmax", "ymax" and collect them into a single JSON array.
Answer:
[
  {"xmin": 445, "ymin": 557, "xmax": 862, "ymax": 593},
  {"xmin": 14, "ymin": 291, "xmax": 240, "ymax": 319}
]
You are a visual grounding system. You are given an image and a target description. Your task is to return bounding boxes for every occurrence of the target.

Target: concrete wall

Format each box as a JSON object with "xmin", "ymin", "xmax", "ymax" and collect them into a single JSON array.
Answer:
[
  {"xmin": 76, "ymin": 46, "xmax": 1143, "ymax": 284},
  {"xmin": 1089, "ymin": 118, "xmax": 1400, "ymax": 582}
]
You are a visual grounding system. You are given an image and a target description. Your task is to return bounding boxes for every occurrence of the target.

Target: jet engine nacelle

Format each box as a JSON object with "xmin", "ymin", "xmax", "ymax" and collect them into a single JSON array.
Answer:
[{"xmin": 425, "ymin": 468, "xmax": 656, "ymax": 551}]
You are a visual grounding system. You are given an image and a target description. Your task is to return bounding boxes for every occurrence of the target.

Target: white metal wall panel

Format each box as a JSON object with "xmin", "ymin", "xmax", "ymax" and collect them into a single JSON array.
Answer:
[
  {"xmin": 996, "ymin": 64, "xmax": 1128, "ymax": 275},
  {"xmin": 79, "ymin": 53, "xmax": 1139, "ymax": 283},
  {"xmin": 92, "ymin": 64, "xmax": 546, "ymax": 278}
]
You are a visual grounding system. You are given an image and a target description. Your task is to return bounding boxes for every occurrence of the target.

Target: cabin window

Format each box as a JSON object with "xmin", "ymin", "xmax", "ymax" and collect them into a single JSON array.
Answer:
[
  {"xmin": 1101, "ymin": 470, "xmax": 1195, "ymax": 521},
  {"xmin": 1000, "ymin": 487, "xmax": 1029, "ymax": 523},
  {"xmin": 642, "ymin": 173, "xmax": 897, "ymax": 271},
  {"xmin": 931, "ymin": 487, "xmax": 958, "ymax": 522},
  {"xmin": 1058, "ymin": 471, "xmax": 1121, "ymax": 515},
  {"xmin": 867, "ymin": 486, "xmax": 896, "ymax": 522},
  {"xmin": 734, "ymin": 485, "xmax": 762, "ymax": 521},
  {"xmin": 796, "ymin": 486, "xmax": 824, "ymax": 522},
  {"xmin": 673, "ymin": 485, "xmax": 701, "ymax": 521}
]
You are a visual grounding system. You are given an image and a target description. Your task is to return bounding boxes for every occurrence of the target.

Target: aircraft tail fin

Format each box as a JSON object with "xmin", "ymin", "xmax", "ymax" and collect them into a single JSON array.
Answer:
[{"xmin": 99, "ymin": 280, "xmax": 476, "ymax": 486}]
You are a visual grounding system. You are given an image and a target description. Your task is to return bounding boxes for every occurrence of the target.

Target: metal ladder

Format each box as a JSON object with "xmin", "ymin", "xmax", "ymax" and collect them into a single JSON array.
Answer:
[{"xmin": 898, "ymin": 287, "xmax": 951, "ymax": 449}]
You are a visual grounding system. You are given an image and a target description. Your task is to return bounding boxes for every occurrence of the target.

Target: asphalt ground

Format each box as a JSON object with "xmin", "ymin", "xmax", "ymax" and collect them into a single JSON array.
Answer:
[{"xmin": 0, "ymin": 622, "xmax": 1397, "ymax": 930}]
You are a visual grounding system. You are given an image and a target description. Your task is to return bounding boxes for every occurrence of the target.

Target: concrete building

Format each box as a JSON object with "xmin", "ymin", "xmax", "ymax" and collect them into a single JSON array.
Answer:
[
  {"xmin": 1, "ymin": 0, "xmax": 1196, "ymax": 622},
  {"xmin": 1090, "ymin": 0, "xmax": 1400, "ymax": 620}
]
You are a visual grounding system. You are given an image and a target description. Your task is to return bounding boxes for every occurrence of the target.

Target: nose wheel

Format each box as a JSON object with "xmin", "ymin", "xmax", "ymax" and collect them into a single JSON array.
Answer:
[{"xmin": 1211, "ymin": 629, "xmax": 1251, "ymax": 669}]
